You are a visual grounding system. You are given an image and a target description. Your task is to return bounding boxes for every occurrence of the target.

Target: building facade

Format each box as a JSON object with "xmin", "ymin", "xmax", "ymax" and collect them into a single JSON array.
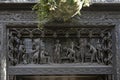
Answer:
[{"xmin": 0, "ymin": 0, "xmax": 120, "ymax": 80}]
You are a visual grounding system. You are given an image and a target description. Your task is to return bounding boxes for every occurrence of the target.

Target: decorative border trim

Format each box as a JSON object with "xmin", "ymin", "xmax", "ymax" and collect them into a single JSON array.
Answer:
[{"xmin": 9, "ymin": 65, "xmax": 113, "ymax": 75}]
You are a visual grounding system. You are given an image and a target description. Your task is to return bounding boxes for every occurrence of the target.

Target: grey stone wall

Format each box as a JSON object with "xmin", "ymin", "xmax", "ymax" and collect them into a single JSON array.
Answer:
[{"xmin": 0, "ymin": 10, "xmax": 120, "ymax": 80}]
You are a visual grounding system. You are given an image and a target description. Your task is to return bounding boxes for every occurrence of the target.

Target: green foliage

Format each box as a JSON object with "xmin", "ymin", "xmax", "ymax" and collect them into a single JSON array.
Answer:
[{"xmin": 33, "ymin": 0, "xmax": 90, "ymax": 29}]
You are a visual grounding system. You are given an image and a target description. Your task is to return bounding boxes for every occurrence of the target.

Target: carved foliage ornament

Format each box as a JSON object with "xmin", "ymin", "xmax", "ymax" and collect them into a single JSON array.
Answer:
[{"xmin": 8, "ymin": 27, "xmax": 113, "ymax": 66}]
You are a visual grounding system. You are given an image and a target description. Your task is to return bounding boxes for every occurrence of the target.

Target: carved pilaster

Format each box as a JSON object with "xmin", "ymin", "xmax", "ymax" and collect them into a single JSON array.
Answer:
[
  {"xmin": 0, "ymin": 24, "xmax": 1, "ymax": 80},
  {"xmin": 115, "ymin": 24, "xmax": 120, "ymax": 80},
  {"xmin": 0, "ymin": 24, "xmax": 7, "ymax": 80}
]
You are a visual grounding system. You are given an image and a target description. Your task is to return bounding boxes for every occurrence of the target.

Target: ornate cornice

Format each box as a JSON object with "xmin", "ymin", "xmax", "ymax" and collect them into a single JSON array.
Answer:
[{"xmin": 0, "ymin": 11, "xmax": 119, "ymax": 27}]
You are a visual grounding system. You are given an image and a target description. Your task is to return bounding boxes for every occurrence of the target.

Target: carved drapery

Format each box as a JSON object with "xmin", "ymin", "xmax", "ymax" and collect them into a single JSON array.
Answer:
[{"xmin": 7, "ymin": 27, "xmax": 113, "ymax": 66}]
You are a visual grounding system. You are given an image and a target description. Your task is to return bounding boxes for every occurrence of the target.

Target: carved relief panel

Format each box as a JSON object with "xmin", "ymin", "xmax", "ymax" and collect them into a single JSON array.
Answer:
[{"xmin": 7, "ymin": 27, "xmax": 113, "ymax": 66}]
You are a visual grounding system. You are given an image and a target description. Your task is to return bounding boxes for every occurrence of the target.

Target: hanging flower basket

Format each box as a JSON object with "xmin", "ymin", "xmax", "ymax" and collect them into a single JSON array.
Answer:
[{"xmin": 33, "ymin": 0, "xmax": 90, "ymax": 29}]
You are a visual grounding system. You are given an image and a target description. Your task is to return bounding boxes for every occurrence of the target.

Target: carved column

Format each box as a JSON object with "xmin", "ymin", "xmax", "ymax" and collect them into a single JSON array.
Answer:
[
  {"xmin": 115, "ymin": 24, "xmax": 120, "ymax": 80},
  {"xmin": 0, "ymin": 24, "xmax": 7, "ymax": 80}
]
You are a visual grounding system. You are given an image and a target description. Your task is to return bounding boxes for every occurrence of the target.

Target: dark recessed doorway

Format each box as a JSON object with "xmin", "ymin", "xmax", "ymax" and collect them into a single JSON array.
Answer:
[{"xmin": 16, "ymin": 75, "xmax": 106, "ymax": 80}]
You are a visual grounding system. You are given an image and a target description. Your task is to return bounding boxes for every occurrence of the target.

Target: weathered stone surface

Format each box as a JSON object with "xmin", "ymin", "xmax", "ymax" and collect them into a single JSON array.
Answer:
[
  {"xmin": 0, "ymin": 3, "xmax": 119, "ymax": 80},
  {"xmin": 114, "ymin": 24, "xmax": 120, "ymax": 80},
  {"xmin": 0, "ymin": 24, "xmax": 7, "ymax": 80},
  {"xmin": 0, "ymin": 11, "xmax": 119, "ymax": 25},
  {"xmin": 0, "ymin": 25, "xmax": 1, "ymax": 80},
  {"xmin": 8, "ymin": 65, "xmax": 113, "ymax": 75}
]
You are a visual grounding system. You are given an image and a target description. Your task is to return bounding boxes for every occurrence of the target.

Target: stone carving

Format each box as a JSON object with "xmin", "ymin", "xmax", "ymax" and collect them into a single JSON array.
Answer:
[
  {"xmin": 18, "ymin": 40, "xmax": 26, "ymax": 64},
  {"xmin": 96, "ymin": 40, "xmax": 104, "ymax": 63},
  {"xmin": 86, "ymin": 42, "xmax": 98, "ymax": 63},
  {"xmin": 54, "ymin": 40, "xmax": 61, "ymax": 63},
  {"xmin": 40, "ymin": 46, "xmax": 50, "ymax": 64},
  {"xmin": 8, "ymin": 66, "xmax": 113, "ymax": 75},
  {"xmin": 32, "ymin": 40, "xmax": 40, "ymax": 64},
  {"xmin": 8, "ymin": 28, "xmax": 113, "ymax": 66},
  {"xmin": 101, "ymin": 30, "xmax": 113, "ymax": 65},
  {"xmin": 0, "ymin": 11, "xmax": 120, "ymax": 24},
  {"xmin": 62, "ymin": 42, "xmax": 76, "ymax": 63},
  {"xmin": 8, "ymin": 32, "xmax": 20, "ymax": 65},
  {"xmin": 75, "ymin": 39, "xmax": 86, "ymax": 63}
]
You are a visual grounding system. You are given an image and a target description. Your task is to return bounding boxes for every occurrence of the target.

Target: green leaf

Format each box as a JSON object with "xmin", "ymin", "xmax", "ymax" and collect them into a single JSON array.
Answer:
[
  {"xmin": 33, "ymin": 0, "xmax": 90, "ymax": 29},
  {"xmin": 69, "ymin": 0, "xmax": 74, "ymax": 5}
]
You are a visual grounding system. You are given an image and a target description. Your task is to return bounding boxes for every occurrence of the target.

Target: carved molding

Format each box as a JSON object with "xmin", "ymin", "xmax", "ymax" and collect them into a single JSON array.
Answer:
[
  {"xmin": 0, "ymin": 11, "xmax": 37, "ymax": 22},
  {"xmin": 8, "ymin": 65, "xmax": 113, "ymax": 75},
  {"xmin": 0, "ymin": 11, "xmax": 119, "ymax": 24}
]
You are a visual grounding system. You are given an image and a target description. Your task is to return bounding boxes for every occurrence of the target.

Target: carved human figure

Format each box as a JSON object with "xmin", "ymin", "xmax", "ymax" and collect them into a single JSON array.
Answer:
[
  {"xmin": 65, "ymin": 42, "xmax": 76, "ymax": 62},
  {"xmin": 86, "ymin": 42, "xmax": 97, "ymax": 63},
  {"xmin": 18, "ymin": 40, "xmax": 26, "ymax": 64},
  {"xmin": 96, "ymin": 40, "xmax": 104, "ymax": 64},
  {"xmin": 76, "ymin": 39, "xmax": 86, "ymax": 63},
  {"xmin": 40, "ymin": 47, "xmax": 50, "ymax": 63},
  {"xmin": 32, "ymin": 41, "xmax": 40, "ymax": 64},
  {"xmin": 54, "ymin": 40, "xmax": 61, "ymax": 63},
  {"xmin": 8, "ymin": 32, "xmax": 14, "ymax": 50},
  {"xmin": 23, "ymin": 39, "xmax": 35, "ymax": 64}
]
